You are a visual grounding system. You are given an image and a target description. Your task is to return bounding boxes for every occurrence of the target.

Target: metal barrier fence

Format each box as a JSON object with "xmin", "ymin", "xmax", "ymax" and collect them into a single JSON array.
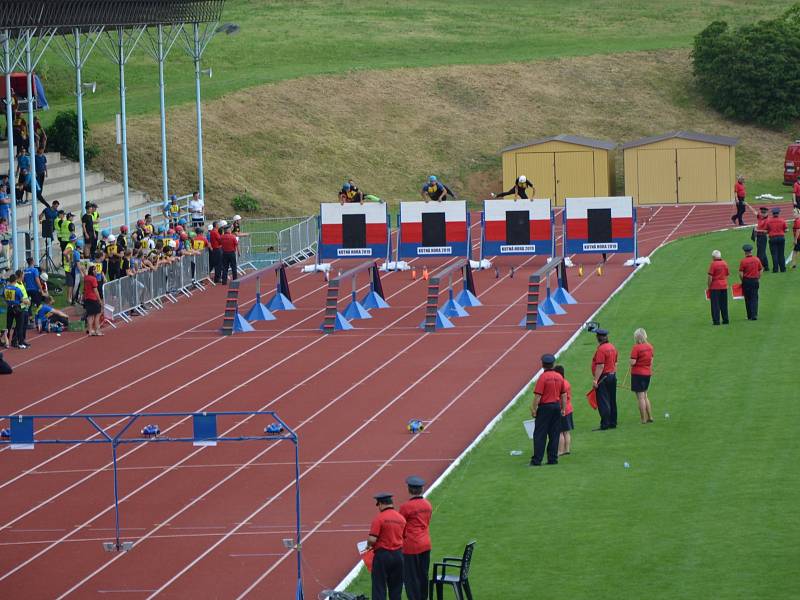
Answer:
[
  {"xmin": 240, "ymin": 216, "xmax": 315, "ymax": 267},
  {"xmin": 101, "ymin": 252, "xmax": 215, "ymax": 323},
  {"xmin": 278, "ymin": 215, "xmax": 317, "ymax": 264}
]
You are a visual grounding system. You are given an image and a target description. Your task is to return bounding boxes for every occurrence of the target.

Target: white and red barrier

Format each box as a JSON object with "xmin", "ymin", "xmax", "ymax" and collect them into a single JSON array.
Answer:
[
  {"xmin": 481, "ymin": 198, "xmax": 553, "ymax": 258},
  {"xmin": 398, "ymin": 200, "xmax": 470, "ymax": 258},
  {"xmin": 563, "ymin": 196, "xmax": 636, "ymax": 257},
  {"xmin": 318, "ymin": 202, "xmax": 390, "ymax": 259}
]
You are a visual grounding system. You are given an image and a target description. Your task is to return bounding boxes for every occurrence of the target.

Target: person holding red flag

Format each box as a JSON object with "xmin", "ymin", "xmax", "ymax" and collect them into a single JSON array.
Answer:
[
  {"xmin": 591, "ymin": 329, "xmax": 618, "ymax": 430},
  {"xmin": 367, "ymin": 492, "xmax": 406, "ymax": 600},
  {"xmin": 530, "ymin": 353, "xmax": 567, "ymax": 465}
]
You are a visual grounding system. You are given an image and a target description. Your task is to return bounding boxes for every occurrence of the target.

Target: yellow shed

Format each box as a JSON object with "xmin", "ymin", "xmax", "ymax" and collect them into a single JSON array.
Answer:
[
  {"xmin": 622, "ymin": 131, "xmax": 738, "ymax": 205},
  {"xmin": 501, "ymin": 135, "xmax": 616, "ymax": 206}
]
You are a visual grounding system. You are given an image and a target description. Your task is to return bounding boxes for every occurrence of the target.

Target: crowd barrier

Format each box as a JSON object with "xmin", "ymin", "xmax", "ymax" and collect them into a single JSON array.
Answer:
[
  {"xmin": 278, "ymin": 216, "xmax": 317, "ymax": 264},
  {"xmin": 102, "ymin": 253, "xmax": 214, "ymax": 323}
]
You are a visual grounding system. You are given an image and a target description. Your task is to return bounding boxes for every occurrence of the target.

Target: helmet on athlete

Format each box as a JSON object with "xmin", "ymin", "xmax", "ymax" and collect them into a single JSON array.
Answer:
[
  {"xmin": 428, "ymin": 175, "xmax": 437, "ymax": 183},
  {"xmin": 518, "ymin": 175, "xmax": 527, "ymax": 184}
]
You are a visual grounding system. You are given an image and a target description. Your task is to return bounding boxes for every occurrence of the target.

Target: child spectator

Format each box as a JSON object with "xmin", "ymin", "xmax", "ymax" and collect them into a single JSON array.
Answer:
[{"xmin": 554, "ymin": 365, "xmax": 573, "ymax": 456}]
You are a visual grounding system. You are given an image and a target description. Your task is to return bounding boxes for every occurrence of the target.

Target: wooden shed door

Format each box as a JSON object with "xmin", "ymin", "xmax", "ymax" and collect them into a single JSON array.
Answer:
[
  {"xmin": 677, "ymin": 148, "xmax": 717, "ymax": 203},
  {"xmin": 516, "ymin": 152, "xmax": 555, "ymax": 202},
  {"xmin": 637, "ymin": 149, "xmax": 677, "ymax": 204},
  {"xmin": 555, "ymin": 151, "xmax": 595, "ymax": 205}
]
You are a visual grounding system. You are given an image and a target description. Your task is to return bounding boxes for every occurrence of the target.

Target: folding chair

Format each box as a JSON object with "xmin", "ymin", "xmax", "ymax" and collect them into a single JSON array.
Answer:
[{"xmin": 428, "ymin": 540, "xmax": 476, "ymax": 600}]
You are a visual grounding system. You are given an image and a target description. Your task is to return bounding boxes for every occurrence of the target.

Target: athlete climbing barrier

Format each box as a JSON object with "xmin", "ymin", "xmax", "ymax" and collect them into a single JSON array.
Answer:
[
  {"xmin": 321, "ymin": 260, "xmax": 388, "ymax": 333},
  {"xmin": 221, "ymin": 261, "xmax": 294, "ymax": 336},
  {"xmin": 520, "ymin": 257, "xmax": 576, "ymax": 330},
  {"xmin": 421, "ymin": 258, "xmax": 479, "ymax": 332},
  {"xmin": 0, "ymin": 410, "xmax": 304, "ymax": 597}
]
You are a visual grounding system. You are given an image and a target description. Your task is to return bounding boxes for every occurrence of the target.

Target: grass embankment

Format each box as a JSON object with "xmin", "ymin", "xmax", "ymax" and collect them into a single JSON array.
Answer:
[
  {"xmin": 38, "ymin": 0, "xmax": 791, "ymax": 126},
  {"xmin": 348, "ymin": 228, "xmax": 798, "ymax": 599}
]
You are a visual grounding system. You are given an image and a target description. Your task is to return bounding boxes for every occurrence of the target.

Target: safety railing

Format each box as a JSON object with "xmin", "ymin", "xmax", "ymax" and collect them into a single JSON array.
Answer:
[
  {"xmin": 101, "ymin": 252, "xmax": 215, "ymax": 323},
  {"xmin": 277, "ymin": 215, "xmax": 317, "ymax": 265}
]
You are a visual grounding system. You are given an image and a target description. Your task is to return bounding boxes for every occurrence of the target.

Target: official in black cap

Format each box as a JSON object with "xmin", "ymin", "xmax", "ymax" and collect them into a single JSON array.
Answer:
[
  {"xmin": 399, "ymin": 476, "xmax": 433, "ymax": 600},
  {"xmin": 530, "ymin": 353, "xmax": 567, "ymax": 466},
  {"xmin": 738, "ymin": 244, "xmax": 763, "ymax": 320},
  {"xmin": 754, "ymin": 206, "xmax": 770, "ymax": 270},
  {"xmin": 591, "ymin": 329, "xmax": 619, "ymax": 429},
  {"xmin": 765, "ymin": 207, "xmax": 787, "ymax": 273},
  {"xmin": 367, "ymin": 492, "xmax": 406, "ymax": 600}
]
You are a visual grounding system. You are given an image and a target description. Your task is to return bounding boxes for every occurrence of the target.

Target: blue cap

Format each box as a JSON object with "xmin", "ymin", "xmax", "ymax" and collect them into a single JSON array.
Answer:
[
  {"xmin": 69, "ymin": 234, "xmax": 77, "ymax": 241},
  {"xmin": 170, "ymin": 194, "xmax": 177, "ymax": 201},
  {"xmin": 374, "ymin": 492, "xmax": 393, "ymax": 504},
  {"xmin": 157, "ymin": 225, "xmax": 165, "ymax": 233},
  {"xmin": 343, "ymin": 182, "xmax": 351, "ymax": 191},
  {"xmin": 742, "ymin": 243, "xmax": 753, "ymax": 252},
  {"xmin": 76, "ymin": 239, "xmax": 84, "ymax": 248},
  {"xmin": 101, "ymin": 228, "xmax": 111, "ymax": 238},
  {"xmin": 428, "ymin": 175, "xmax": 437, "ymax": 183},
  {"xmin": 541, "ymin": 353, "xmax": 556, "ymax": 365},
  {"xmin": 772, "ymin": 207, "xmax": 780, "ymax": 214},
  {"xmin": 406, "ymin": 476, "xmax": 425, "ymax": 487},
  {"xmin": 595, "ymin": 328, "xmax": 609, "ymax": 336},
  {"xmin": 178, "ymin": 217, "xmax": 187, "ymax": 225}
]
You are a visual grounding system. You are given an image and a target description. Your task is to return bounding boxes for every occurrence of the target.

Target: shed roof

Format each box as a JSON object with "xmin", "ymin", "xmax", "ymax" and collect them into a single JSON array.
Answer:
[
  {"xmin": 621, "ymin": 130, "xmax": 738, "ymax": 150},
  {"xmin": 501, "ymin": 134, "xmax": 616, "ymax": 153}
]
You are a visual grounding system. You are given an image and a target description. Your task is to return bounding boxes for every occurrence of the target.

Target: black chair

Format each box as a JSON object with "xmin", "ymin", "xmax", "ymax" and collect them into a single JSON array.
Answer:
[{"xmin": 428, "ymin": 540, "xmax": 476, "ymax": 600}]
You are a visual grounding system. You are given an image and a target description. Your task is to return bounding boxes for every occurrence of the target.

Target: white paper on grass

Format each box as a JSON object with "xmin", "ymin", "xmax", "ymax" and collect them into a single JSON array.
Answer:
[
  {"xmin": 356, "ymin": 541, "xmax": 369, "ymax": 554},
  {"xmin": 523, "ymin": 419, "xmax": 535, "ymax": 440}
]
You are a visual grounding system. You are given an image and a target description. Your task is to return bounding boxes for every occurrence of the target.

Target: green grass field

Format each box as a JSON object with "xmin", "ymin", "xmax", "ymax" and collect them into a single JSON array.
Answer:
[
  {"xmin": 36, "ymin": 0, "xmax": 795, "ymax": 126},
  {"xmin": 347, "ymin": 228, "xmax": 798, "ymax": 599}
]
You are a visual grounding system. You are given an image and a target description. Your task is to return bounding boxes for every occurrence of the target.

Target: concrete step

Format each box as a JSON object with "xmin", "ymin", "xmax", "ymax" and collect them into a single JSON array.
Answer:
[
  {"xmin": 0, "ymin": 148, "xmax": 61, "ymax": 165},
  {"xmin": 1, "ymin": 156, "xmax": 77, "ymax": 179},
  {"xmin": 38, "ymin": 171, "xmax": 105, "ymax": 197},
  {"xmin": 13, "ymin": 185, "xmax": 149, "ymax": 225}
]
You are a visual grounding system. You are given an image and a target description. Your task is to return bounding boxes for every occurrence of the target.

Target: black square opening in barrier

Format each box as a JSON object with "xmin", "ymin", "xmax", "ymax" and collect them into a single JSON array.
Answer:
[
  {"xmin": 422, "ymin": 212, "xmax": 447, "ymax": 246},
  {"xmin": 587, "ymin": 208, "xmax": 612, "ymax": 243},
  {"xmin": 505, "ymin": 210, "xmax": 530, "ymax": 244},
  {"xmin": 342, "ymin": 214, "xmax": 367, "ymax": 248}
]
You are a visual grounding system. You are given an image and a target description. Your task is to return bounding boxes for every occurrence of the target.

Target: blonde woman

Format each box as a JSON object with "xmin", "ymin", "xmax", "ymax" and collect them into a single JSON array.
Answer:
[{"xmin": 629, "ymin": 328, "xmax": 654, "ymax": 423}]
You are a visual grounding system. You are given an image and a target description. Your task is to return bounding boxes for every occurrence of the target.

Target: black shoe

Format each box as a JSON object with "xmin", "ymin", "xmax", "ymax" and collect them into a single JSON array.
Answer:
[
  {"xmin": 592, "ymin": 427, "xmax": 608, "ymax": 431},
  {"xmin": 722, "ymin": 321, "xmax": 729, "ymax": 324},
  {"xmin": 529, "ymin": 460, "xmax": 541, "ymax": 467},
  {"xmin": 546, "ymin": 461, "xmax": 558, "ymax": 465},
  {"xmin": 712, "ymin": 322, "xmax": 720, "ymax": 326}
]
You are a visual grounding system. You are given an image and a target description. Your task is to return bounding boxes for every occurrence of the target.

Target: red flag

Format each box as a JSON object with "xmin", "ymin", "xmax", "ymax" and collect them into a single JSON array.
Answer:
[
  {"xmin": 731, "ymin": 283, "xmax": 744, "ymax": 299},
  {"xmin": 586, "ymin": 389, "xmax": 598, "ymax": 410},
  {"xmin": 362, "ymin": 548, "xmax": 375, "ymax": 572},
  {"xmin": 705, "ymin": 288, "xmax": 711, "ymax": 301}
]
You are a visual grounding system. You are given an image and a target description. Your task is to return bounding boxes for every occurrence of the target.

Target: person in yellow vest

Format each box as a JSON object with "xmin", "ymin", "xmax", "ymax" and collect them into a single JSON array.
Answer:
[
  {"xmin": 12, "ymin": 269, "xmax": 30, "ymax": 348},
  {"xmin": 164, "ymin": 194, "xmax": 181, "ymax": 228},
  {"xmin": 63, "ymin": 235, "xmax": 82, "ymax": 304},
  {"xmin": 55, "ymin": 210, "xmax": 71, "ymax": 256},
  {"xmin": 91, "ymin": 204, "xmax": 101, "ymax": 254}
]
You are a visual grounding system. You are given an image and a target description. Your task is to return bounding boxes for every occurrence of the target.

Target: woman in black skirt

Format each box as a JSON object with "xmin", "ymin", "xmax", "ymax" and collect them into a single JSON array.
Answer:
[
  {"xmin": 82, "ymin": 265, "xmax": 103, "ymax": 336},
  {"xmin": 629, "ymin": 328, "xmax": 654, "ymax": 423}
]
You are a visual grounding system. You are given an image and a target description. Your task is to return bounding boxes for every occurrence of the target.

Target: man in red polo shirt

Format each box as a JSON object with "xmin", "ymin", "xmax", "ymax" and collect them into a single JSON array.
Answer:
[
  {"xmin": 707, "ymin": 249, "xmax": 730, "ymax": 325},
  {"xmin": 754, "ymin": 206, "xmax": 770, "ymax": 270},
  {"xmin": 794, "ymin": 179, "xmax": 800, "ymax": 210},
  {"xmin": 591, "ymin": 329, "xmax": 618, "ymax": 430},
  {"xmin": 209, "ymin": 220, "xmax": 224, "ymax": 283},
  {"xmin": 765, "ymin": 207, "xmax": 787, "ymax": 273},
  {"xmin": 399, "ymin": 476, "xmax": 432, "ymax": 600},
  {"xmin": 367, "ymin": 492, "xmax": 406, "ymax": 600},
  {"xmin": 731, "ymin": 175, "xmax": 746, "ymax": 226},
  {"xmin": 219, "ymin": 223, "xmax": 238, "ymax": 284},
  {"xmin": 738, "ymin": 243, "xmax": 763, "ymax": 321},
  {"xmin": 530, "ymin": 353, "xmax": 567, "ymax": 466}
]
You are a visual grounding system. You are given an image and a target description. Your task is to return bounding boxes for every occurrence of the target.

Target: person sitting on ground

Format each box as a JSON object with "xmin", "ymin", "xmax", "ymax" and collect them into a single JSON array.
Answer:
[
  {"xmin": 554, "ymin": 365, "xmax": 573, "ymax": 456},
  {"xmin": 83, "ymin": 264, "xmax": 103, "ymax": 336},
  {"xmin": 0, "ymin": 352, "xmax": 11, "ymax": 375},
  {"xmin": 420, "ymin": 175, "xmax": 455, "ymax": 202},
  {"xmin": 491, "ymin": 174, "xmax": 535, "ymax": 199},
  {"xmin": 338, "ymin": 181, "xmax": 364, "ymax": 204},
  {"xmin": 35, "ymin": 296, "xmax": 69, "ymax": 333}
]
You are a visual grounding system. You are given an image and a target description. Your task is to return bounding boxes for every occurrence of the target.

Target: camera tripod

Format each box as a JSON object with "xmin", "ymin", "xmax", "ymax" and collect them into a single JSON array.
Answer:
[{"xmin": 39, "ymin": 235, "xmax": 59, "ymax": 273}]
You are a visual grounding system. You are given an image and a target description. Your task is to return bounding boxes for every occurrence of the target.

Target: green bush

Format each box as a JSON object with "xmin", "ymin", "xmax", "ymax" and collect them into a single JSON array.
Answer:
[
  {"xmin": 231, "ymin": 191, "xmax": 261, "ymax": 213},
  {"xmin": 47, "ymin": 110, "xmax": 99, "ymax": 162},
  {"xmin": 692, "ymin": 4, "xmax": 800, "ymax": 129}
]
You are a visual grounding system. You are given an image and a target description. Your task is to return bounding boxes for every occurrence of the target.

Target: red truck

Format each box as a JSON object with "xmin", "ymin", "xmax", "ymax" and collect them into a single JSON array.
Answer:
[{"xmin": 784, "ymin": 141, "xmax": 800, "ymax": 184}]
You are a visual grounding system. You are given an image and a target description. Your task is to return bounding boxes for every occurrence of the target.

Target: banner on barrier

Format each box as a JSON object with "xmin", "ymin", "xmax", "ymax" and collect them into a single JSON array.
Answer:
[
  {"xmin": 482, "ymin": 198, "xmax": 553, "ymax": 257},
  {"xmin": 319, "ymin": 203, "xmax": 389, "ymax": 259},
  {"xmin": 398, "ymin": 200, "xmax": 469, "ymax": 258},
  {"xmin": 563, "ymin": 196, "xmax": 636, "ymax": 255}
]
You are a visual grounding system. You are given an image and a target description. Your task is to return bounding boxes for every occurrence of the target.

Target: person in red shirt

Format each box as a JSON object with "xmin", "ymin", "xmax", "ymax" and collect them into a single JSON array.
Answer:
[
  {"xmin": 591, "ymin": 328, "xmax": 618, "ymax": 430},
  {"xmin": 794, "ymin": 180, "xmax": 800, "ymax": 210},
  {"xmin": 791, "ymin": 207, "xmax": 800, "ymax": 269},
  {"xmin": 83, "ymin": 265, "xmax": 103, "ymax": 336},
  {"xmin": 219, "ymin": 224, "xmax": 239, "ymax": 284},
  {"xmin": 209, "ymin": 220, "xmax": 224, "ymax": 283},
  {"xmin": 738, "ymin": 243, "xmax": 763, "ymax": 320},
  {"xmin": 754, "ymin": 206, "xmax": 770, "ymax": 270},
  {"xmin": 367, "ymin": 492, "xmax": 406, "ymax": 600},
  {"xmin": 765, "ymin": 207, "xmax": 787, "ymax": 273},
  {"xmin": 553, "ymin": 365, "xmax": 574, "ymax": 456},
  {"xmin": 629, "ymin": 328, "xmax": 654, "ymax": 423},
  {"xmin": 531, "ymin": 353, "xmax": 567, "ymax": 466},
  {"xmin": 707, "ymin": 249, "xmax": 730, "ymax": 325},
  {"xmin": 731, "ymin": 175, "xmax": 746, "ymax": 226},
  {"xmin": 399, "ymin": 476, "xmax": 432, "ymax": 600}
]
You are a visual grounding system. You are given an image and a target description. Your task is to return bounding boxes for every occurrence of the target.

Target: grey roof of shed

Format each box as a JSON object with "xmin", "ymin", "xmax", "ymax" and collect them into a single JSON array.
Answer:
[
  {"xmin": 501, "ymin": 134, "xmax": 617, "ymax": 153},
  {"xmin": 621, "ymin": 131, "xmax": 738, "ymax": 150}
]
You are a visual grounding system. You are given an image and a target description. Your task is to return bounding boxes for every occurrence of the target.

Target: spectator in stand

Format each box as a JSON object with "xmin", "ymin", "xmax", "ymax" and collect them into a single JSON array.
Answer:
[
  {"xmin": 12, "ymin": 269, "xmax": 30, "ymax": 348},
  {"xmin": 90, "ymin": 204, "xmax": 101, "ymax": 253},
  {"xmin": 20, "ymin": 167, "xmax": 46, "ymax": 205},
  {"xmin": 34, "ymin": 297, "xmax": 69, "ymax": 333},
  {"xmin": 35, "ymin": 146, "xmax": 47, "ymax": 192},
  {"xmin": 0, "ymin": 183, "xmax": 10, "ymax": 226},
  {"xmin": 629, "ymin": 328, "xmax": 655, "ymax": 423},
  {"xmin": 39, "ymin": 198, "xmax": 59, "ymax": 244},
  {"xmin": 189, "ymin": 191, "xmax": 204, "ymax": 228},
  {"xmin": 231, "ymin": 214, "xmax": 243, "ymax": 236},
  {"xmin": 117, "ymin": 225, "xmax": 129, "ymax": 254},
  {"xmin": 765, "ymin": 207, "xmax": 787, "ymax": 273},
  {"xmin": 33, "ymin": 117, "xmax": 47, "ymax": 151},
  {"xmin": 209, "ymin": 220, "xmax": 224, "ymax": 283},
  {"xmin": 16, "ymin": 145, "xmax": 30, "ymax": 177},
  {"xmin": 23, "ymin": 256, "xmax": 44, "ymax": 307},
  {"xmin": 55, "ymin": 210, "xmax": 71, "ymax": 256},
  {"xmin": 164, "ymin": 194, "xmax": 181, "ymax": 229},
  {"xmin": 553, "ymin": 365, "xmax": 573, "ymax": 456},
  {"xmin": 3, "ymin": 273, "xmax": 26, "ymax": 349},
  {"xmin": 12, "ymin": 115, "xmax": 27, "ymax": 153},
  {"xmin": 143, "ymin": 213, "xmax": 154, "ymax": 236},
  {"xmin": 82, "ymin": 203, "xmax": 96, "ymax": 254},
  {"xmin": 83, "ymin": 264, "xmax": 103, "ymax": 336},
  {"xmin": 220, "ymin": 223, "xmax": 239, "ymax": 284},
  {"xmin": 121, "ymin": 250, "xmax": 134, "ymax": 276},
  {"xmin": 62, "ymin": 234, "xmax": 79, "ymax": 304},
  {"xmin": 0, "ymin": 216, "xmax": 10, "ymax": 273},
  {"xmin": 707, "ymin": 249, "xmax": 730, "ymax": 326},
  {"xmin": 106, "ymin": 235, "xmax": 121, "ymax": 280},
  {"xmin": 91, "ymin": 250, "xmax": 106, "ymax": 299}
]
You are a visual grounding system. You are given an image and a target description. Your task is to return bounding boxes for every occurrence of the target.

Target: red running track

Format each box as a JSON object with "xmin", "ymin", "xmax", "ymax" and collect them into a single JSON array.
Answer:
[{"xmin": 0, "ymin": 204, "xmax": 736, "ymax": 599}]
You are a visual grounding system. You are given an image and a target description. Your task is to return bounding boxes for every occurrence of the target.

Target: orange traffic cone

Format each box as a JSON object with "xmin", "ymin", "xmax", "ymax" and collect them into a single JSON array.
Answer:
[
  {"xmin": 597, "ymin": 265, "xmax": 603, "ymax": 276},
  {"xmin": 412, "ymin": 267, "xmax": 417, "ymax": 280},
  {"xmin": 578, "ymin": 264, "xmax": 584, "ymax": 277},
  {"xmin": 422, "ymin": 266, "xmax": 429, "ymax": 281}
]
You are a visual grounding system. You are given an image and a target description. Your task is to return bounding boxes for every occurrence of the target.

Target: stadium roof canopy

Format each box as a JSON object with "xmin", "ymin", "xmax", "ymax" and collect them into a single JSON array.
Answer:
[{"xmin": 0, "ymin": 0, "xmax": 226, "ymax": 31}]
